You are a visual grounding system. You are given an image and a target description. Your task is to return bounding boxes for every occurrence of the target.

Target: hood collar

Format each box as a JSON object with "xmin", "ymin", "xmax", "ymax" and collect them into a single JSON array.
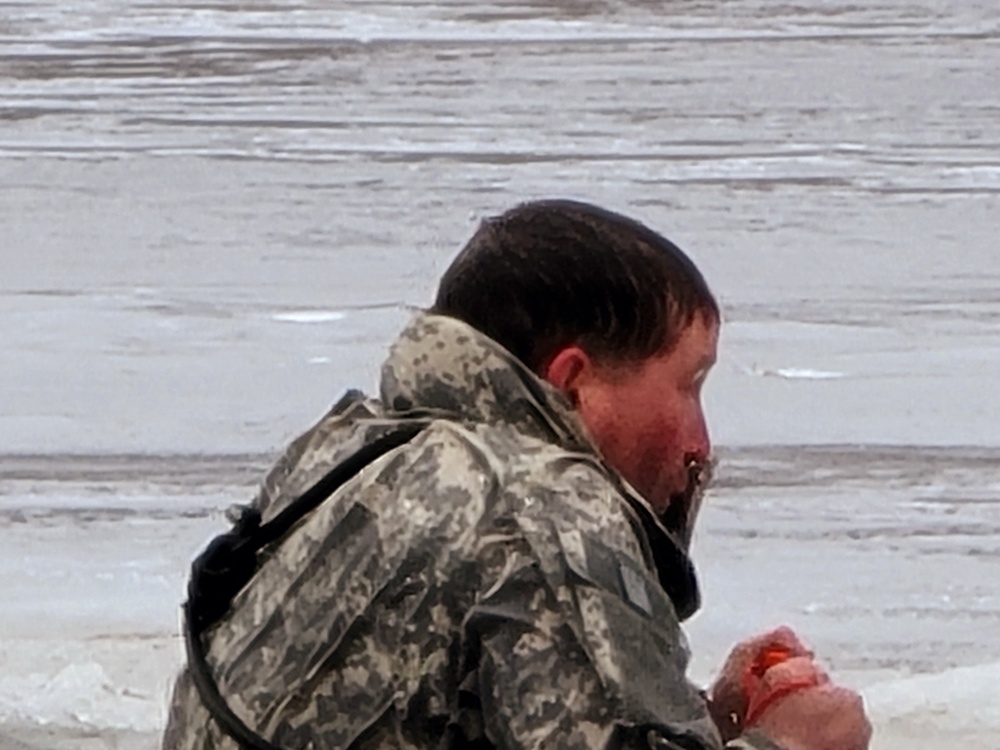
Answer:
[
  {"xmin": 379, "ymin": 312, "xmax": 700, "ymax": 619},
  {"xmin": 380, "ymin": 313, "xmax": 594, "ymax": 454}
]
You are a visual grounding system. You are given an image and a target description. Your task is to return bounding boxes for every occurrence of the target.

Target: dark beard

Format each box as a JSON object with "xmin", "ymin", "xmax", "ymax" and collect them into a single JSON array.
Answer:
[{"xmin": 659, "ymin": 459, "xmax": 713, "ymax": 549}]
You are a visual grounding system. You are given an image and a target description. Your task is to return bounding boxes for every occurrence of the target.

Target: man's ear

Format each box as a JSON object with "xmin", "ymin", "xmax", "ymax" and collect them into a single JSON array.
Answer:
[{"xmin": 542, "ymin": 346, "xmax": 592, "ymax": 407}]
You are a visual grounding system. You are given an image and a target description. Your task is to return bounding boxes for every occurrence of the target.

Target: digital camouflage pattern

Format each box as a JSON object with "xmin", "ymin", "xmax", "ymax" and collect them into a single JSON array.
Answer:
[{"xmin": 163, "ymin": 313, "xmax": 772, "ymax": 750}]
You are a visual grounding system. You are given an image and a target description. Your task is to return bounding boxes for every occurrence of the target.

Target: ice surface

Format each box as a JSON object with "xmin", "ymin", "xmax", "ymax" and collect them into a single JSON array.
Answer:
[
  {"xmin": 862, "ymin": 663, "xmax": 1000, "ymax": 749},
  {"xmin": 865, "ymin": 662, "xmax": 1000, "ymax": 729}
]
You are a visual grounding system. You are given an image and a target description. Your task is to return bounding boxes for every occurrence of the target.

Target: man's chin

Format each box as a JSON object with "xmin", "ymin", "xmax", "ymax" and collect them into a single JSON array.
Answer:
[
  {"xmin": 658, "ymin": 462, "xmax": 712, "ymax": 548},
  {"xmin": 637, "ymin": 481, "xmax": 686, "ymax": 533}
]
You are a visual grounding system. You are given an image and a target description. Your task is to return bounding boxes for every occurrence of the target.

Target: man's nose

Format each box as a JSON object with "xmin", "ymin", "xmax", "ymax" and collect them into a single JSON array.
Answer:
[{"xmin": 687, "ymin": 411, "xmax": 712, "ymax": 465}]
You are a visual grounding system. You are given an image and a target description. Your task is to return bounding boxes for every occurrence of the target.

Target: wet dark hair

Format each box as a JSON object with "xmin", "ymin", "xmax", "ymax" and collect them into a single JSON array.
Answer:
[{"xmin": 432, "ymin": 199, "xmax": 719, "ymax": 373}]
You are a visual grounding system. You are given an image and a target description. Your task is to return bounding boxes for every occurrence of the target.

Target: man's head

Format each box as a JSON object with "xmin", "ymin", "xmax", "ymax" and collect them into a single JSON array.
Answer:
[{"xmin": 433, "ymin": 199, "xmax": 719, "ymax": 530}]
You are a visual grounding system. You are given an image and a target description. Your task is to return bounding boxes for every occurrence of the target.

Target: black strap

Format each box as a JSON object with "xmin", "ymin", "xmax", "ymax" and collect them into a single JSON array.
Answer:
[
  {"xmin": 184, "ymin": 614, "xmax": 282, "ymax": 750},
  {"xmin": 184, "ymin": 422, "xmax": 427, "ymax": 750}
]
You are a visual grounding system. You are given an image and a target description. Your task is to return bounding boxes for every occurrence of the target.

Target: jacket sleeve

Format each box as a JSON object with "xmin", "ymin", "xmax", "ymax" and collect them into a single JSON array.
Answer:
[{"xmin": 462, "ymin": 517, "xmax": 726, "ymax": 750}]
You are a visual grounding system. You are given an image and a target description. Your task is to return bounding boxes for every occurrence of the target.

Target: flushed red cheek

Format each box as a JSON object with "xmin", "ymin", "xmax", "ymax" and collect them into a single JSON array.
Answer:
[{"xmin": 622, "ymin": 422, "xmax": 674, "ymax": 498}]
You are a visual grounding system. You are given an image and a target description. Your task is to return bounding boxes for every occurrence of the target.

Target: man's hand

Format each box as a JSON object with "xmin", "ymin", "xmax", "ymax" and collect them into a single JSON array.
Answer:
[
  {"xmin": 707, "ymin": 627, "xmax": 872, "ymax": 750},
  {"xmin": 747, "ymin": 665, "xmax": 872, "ymax": 750},
  {"xmin": 707, "ymin": 626, "xmax": 813, "ymax": 740}
]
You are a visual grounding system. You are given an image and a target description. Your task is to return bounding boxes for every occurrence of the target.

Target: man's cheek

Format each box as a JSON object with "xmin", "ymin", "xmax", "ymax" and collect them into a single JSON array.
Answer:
[{"xmin": 642, "ymin": 453, "xmax": 678, "ymax": 514}]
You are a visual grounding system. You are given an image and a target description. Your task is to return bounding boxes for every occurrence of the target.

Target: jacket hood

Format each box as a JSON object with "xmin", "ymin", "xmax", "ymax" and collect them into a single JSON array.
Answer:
[{"xmin": 380, "ymin": 313, "xmax": 595, "ymax": 454}]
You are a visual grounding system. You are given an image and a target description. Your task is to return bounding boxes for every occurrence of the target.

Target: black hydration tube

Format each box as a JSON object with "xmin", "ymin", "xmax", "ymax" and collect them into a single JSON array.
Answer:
[{"xmin": 184, "ymin": 422, "xmax": 427, "ymax": 750}]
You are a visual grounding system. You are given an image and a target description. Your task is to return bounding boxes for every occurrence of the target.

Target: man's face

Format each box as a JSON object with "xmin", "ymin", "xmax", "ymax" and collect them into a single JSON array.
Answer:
[{"xmin": 574, "ymin": 313, "xmax": 718, "ymax": 521}]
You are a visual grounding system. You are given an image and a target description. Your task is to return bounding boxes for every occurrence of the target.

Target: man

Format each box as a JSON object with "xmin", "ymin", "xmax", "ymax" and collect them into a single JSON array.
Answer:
[{"xmin": 164, "ymin": 200, "xmax": 871, "ymax": 750}]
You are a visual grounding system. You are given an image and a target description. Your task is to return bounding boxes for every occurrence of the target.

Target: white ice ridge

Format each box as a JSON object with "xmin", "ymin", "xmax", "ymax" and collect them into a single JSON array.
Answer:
[
  {"xmin": 0, "ymin": 637, "xmax": 179, "ymax": 733},
  {"xmin": 271, "ymin": 310, "xmax": 347, "ymax": 324},
  {"xmin": 3, "ymin": 652, "xmax": 997, "ymax": 739},
  {"xmin": 864, "ymin": 661, "xmax": 1000, "ymax": 730},
  {"xmin": 743, "ymin": 363, "xmax": 847, "ymax": 380},
  {"xmin": 767, "ymin": 367, "xmax": 846, "ymax": 380},
  {"xmin": 0, "ymin": 661, "xmax": 163, "ymax": 732}
]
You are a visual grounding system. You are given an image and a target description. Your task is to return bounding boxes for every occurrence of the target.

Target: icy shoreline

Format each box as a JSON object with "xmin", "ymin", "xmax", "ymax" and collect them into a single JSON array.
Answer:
[{"xmin": 1, "ymin": 644, "xmax": 997, "ymax": 750}]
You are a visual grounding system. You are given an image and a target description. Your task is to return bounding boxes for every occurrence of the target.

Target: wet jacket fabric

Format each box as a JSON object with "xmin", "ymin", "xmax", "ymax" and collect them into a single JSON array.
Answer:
[{"xmin": 163, "ymin": 313, "xmax": 766, "ymax": 750}]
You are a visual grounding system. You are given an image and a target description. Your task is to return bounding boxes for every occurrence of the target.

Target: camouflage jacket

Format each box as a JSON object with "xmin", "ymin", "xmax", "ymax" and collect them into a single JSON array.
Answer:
[{"xmin": 163, "ymin": 313, "xmax": 772, "ymax": 750}]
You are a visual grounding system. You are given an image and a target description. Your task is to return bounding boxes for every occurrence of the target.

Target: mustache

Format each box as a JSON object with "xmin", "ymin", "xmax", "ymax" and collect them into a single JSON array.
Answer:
[{"xmin": 660, "ymin": 457, "xmax": 715, "ymax": 549}]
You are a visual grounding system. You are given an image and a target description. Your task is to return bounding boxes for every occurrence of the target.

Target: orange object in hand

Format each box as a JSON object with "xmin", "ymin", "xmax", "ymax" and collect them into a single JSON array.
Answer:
[{"xmin": 757, "ymin": 645, "xmax": 797, "ymax": 673}]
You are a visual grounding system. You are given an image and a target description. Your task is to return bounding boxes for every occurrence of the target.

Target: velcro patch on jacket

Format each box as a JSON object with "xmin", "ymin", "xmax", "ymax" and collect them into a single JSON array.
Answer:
[
  {"xmin": 617, "ymin": 560, "xmax": 652, "ymax": 617},
  {"xmin": 556, "ymin": 528, "xmax": 671, "ymax": 622}
]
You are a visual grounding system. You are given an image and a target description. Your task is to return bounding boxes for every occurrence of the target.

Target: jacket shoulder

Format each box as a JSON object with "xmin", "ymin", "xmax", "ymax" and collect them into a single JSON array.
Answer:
[{"xmin": 492, "ymin": 431, "xmax": 650, "ymax": 561}]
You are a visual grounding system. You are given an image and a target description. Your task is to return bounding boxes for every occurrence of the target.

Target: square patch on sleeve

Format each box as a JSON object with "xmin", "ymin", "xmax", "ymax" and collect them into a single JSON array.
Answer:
[{"xmin": 618, "ymin": 559, "xmax": 652, "ymax": 617}]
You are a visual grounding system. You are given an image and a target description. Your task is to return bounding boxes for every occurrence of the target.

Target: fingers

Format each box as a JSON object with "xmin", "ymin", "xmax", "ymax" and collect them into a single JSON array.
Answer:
[
  {"xmin": 750, "ymin": 684, "xmax": 873, "ymax": 750},
  {"xmin": 753, "ymin": 626, "xmax": 811, "ymax": 657},
  {"xmin": 730, "ymin": 626, "xmax": 813, "ymax": 668},
  {"xmin": 725, "ymin": 626, "xmax": 814, "ymax": 682},
  {"xmin": 757, "ymin": 655, "xmax": 830, "ymax": 692},
  {"xmin": 745, "ymin": 656, "xmax": 829, "ymax": 728}
]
